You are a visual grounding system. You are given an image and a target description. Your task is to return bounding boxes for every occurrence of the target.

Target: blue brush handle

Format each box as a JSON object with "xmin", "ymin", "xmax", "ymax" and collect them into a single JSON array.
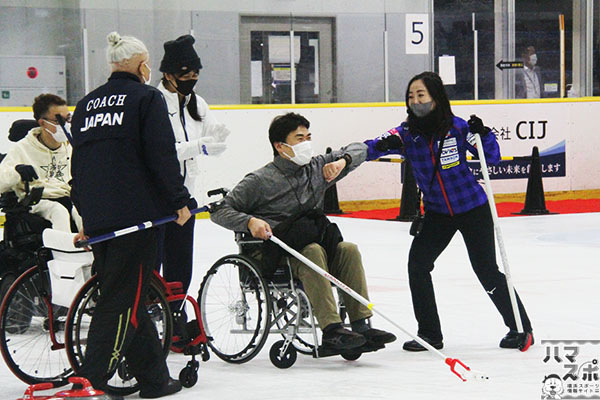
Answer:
[
  {"xmin": 56, "ymin": 114, "xmax": 73, "ymax": 142},
  {"xmin": 75, "ymin": 206, "xmax": 209, "ymax": 248}
]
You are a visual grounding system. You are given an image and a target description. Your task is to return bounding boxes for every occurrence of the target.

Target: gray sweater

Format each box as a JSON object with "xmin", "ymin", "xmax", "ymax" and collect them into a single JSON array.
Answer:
[{"xmin": 210, "ymin": 142, "xmax": 368, "ymax": 232}]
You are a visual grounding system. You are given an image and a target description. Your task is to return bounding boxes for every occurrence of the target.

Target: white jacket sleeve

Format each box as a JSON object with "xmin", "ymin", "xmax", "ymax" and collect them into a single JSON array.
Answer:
[
  {"xmin": 175, "ymin": 137, "xmax": 227, "ymax": 159},
  {"xmin": 175, "ymin": 141, "xmax": 201, "ymax": 161},
  {"xmin": 197, "ymin": 96, "xmax": 231, "ymax": 143}
]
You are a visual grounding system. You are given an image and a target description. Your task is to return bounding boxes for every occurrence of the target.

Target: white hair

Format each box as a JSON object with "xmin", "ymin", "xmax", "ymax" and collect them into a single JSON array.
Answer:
[{"xmin": 105, "ymin": 31, "xmax": 148, "ymax": 65}]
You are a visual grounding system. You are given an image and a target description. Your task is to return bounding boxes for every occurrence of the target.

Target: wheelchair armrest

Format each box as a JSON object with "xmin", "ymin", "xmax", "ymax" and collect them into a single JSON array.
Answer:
[
  {"xmin": 20, "ymin": 186, "xmax": 44, "ymax": 208},
  {"xmin": 207, "ymin": 187, "xmax": 229, "ymax": 198},
  {"xmin": 234, "ymin": 231, "xmax": 263, "ymax": 244}
]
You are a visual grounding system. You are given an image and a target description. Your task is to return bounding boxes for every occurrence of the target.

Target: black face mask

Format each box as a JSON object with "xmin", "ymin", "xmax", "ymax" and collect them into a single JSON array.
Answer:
[{"xmin": 174, "ymin": 78, "xmax": 197, "ymax": 96}]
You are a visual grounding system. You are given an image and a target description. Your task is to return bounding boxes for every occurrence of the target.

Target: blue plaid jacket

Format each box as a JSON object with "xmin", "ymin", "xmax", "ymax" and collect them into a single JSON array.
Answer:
[{"xmin": 364, "ymin": 116, "xmax": 500, "ymax": 216}]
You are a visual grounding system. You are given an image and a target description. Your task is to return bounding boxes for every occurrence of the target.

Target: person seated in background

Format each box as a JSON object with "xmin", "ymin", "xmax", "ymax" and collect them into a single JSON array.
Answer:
[
  {"xmin": 0, "ymin": 93, "xmax": 82, "ymax": 232},
  {"xmin": 210, "ymin": 112, "xmax": 396, "ymax": 353}
]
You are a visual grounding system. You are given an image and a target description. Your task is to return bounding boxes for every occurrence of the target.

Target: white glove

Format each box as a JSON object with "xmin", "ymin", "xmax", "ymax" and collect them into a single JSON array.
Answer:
[
  {"xmin": 206, "ymin": 123, "xmax": 231, "ymax": 142},
  {"xmin": 197, "ymin": 137, "xmax": 227, "ymax": 157}
]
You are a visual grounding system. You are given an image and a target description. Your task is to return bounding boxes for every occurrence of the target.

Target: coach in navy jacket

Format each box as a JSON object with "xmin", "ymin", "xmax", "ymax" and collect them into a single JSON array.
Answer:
[
  {"xmin": 69, "ymin": 32, "xmax": 189, "ymax": 398},
  {"xmin": 71, "ymin": 70, "xmax": 189, "ymax": 235}
]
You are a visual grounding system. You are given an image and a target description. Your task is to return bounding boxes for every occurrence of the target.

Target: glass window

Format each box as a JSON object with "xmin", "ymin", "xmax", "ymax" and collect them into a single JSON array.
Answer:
[
  {"xmin": 515, "ymin": 1, "xmax": 573, "ymax": 99},
  {"xmin": 434, "ymin": 1, "xmax": 495, "ymax": 100},
  {"xmin": 0, "ymin": 1, "xmax": 594, "ymax": 105},
  {"xmin": 593, "ymin": 2, "xmax": 600, "ymax": 96}
]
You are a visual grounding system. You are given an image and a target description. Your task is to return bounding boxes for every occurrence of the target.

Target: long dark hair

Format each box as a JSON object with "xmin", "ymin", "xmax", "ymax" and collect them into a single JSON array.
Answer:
[
  {"xmin": 161, "ymin": 76, "xmax": 203, "ymax": 122},
  {"xmin": 405, "ymin": 71, "xmax": 453, "ymax": 138}
]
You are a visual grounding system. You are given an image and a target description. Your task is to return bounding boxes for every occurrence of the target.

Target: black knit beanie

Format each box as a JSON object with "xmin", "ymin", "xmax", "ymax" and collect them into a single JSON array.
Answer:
[{"xmin": 159, "ymin": 34, "xmax": 202, "ymax": 74}]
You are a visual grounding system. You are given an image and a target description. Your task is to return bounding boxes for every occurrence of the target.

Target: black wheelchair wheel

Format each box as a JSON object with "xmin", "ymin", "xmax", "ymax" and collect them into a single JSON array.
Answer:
[
  {"xmin": 341, "ymin": 351, "xmax": 362, "ymax": 361},
  {"xmin": 64, "ymin": 274, "xmax": 172, "ymax": 396},
  {"xmin": 199, "ymin": 254, "xmax": 271, "ymax": 364},
  {"xmin": 178, "ymin": 359, "xmax": 199, "ymax": 388},
  {"xmin": 0, "ymin": 266, "xmax": 72, "ymax": 385},
  {"xmin": 269, "ymin": 339, "xmax": 297, "ymax": 369},
  {"xmin": 0, "ymin": 272, "xmax": 16, "ymax": 305}
]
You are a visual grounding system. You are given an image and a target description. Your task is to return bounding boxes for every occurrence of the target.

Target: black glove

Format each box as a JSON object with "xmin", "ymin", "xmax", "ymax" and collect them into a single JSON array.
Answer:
[
  {"xmin": 15, "ymin": 164, "xmax": 38, "ymax": 182},
  {"xmin": 374, "ymin": 134, "xmax": 403, "ymax": 152},
  {"xmin": 468, "ymin": 114, "xmax": 490, "ymax": 136}
]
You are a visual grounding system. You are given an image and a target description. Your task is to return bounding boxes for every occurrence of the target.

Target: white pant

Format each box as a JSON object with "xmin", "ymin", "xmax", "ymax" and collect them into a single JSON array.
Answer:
[{"xmin": 30, "ymin": 199, "xmax": 83, "ymax": 232}]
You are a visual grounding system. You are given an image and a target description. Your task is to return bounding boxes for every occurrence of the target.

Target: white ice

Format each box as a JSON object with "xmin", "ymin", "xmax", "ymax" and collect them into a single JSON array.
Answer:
[{"xmin": 1, "ymin": 212, "xmax": 599, "ymax": 400}]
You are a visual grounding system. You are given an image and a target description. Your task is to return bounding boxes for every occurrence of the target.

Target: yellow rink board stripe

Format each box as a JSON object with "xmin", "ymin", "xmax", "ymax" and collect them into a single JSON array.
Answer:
[{"xmin": 2, "ymin": 96, "xmax": 600, "ymax": 114}]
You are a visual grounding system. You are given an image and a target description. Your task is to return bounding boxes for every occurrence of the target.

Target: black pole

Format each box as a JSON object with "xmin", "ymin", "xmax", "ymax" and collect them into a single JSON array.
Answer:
[{"xmin": 390, "ymin": 158, "xmax": 419, "ymax": 221}]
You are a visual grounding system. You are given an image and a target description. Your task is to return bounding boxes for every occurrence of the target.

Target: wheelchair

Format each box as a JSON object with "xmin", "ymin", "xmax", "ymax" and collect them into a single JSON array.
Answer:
[
  {"xmin": 0, "ymin": 119, "xmax": 45, "ymax": 301},
  {"xmin": 0, "ymin": 227, "xmax": 209, "ymax": 395},
  {"xmin": 0, "ymin": 184, "xmax": 51, "ymax": 302},
  {"xmin": 198, "ymin": 232, "xmax": 365, "ymax": 369}
]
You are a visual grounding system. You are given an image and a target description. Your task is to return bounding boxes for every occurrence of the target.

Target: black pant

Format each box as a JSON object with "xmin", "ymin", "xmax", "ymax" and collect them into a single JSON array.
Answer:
[
  {"xmin": 408, "ymin": 203, "xmax": 532, "ymax": 341},
  {"xmin": 156, "ymin": 198, "xmax": 197, "ymax": 295},
  {"xmin": 78, "ymin": 228, "xmax": 168, "ymax": 392}
]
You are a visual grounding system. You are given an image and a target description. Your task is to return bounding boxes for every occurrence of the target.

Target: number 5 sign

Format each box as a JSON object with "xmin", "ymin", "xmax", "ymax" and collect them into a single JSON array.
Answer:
[{"xmin": 405, "ymin": 14, "xmax": 429, "ymax": 55}]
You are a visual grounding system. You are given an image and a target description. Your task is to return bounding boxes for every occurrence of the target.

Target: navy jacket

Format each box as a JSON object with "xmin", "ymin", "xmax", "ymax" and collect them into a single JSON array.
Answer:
[{"xmin": 70, "ymin": 72, "xmax": 190, "ymax": 234}]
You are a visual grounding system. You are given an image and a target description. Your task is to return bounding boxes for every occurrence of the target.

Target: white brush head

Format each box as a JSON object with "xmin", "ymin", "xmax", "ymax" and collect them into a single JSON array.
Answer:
[{"xmin": 466, "ymin": 370, "xmax": 490, "ymax": 381}]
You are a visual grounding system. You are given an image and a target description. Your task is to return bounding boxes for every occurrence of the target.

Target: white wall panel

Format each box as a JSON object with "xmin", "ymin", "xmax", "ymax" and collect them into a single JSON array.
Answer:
[{"xmin": 1, "ymin": 100, "xmax": 598, "ymax": 205}]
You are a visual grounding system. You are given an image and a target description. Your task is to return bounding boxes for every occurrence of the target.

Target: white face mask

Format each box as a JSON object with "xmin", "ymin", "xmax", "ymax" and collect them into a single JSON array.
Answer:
[
  {"xmin": 45, "ymin": 120, "xmax": 70, "ymax": 143},
  {"xmin": 529, "ymin": 54, "xmax": 537, "ymax": 66},
  {"xmin": 141, "ymin": 62, "xmax": 152, "ymax": 85},
  {"xmin": 283, "ymin": 141, "xmax": 313, "ymax": 166}
]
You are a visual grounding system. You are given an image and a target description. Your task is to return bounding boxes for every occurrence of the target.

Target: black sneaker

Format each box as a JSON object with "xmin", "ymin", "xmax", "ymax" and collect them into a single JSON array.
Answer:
[
  {"xmin": 322, "ymin": 326, "xmax": 366, "ymax": 350},
  {"xmin": 362, "ymin": 328, "xmax": 397, "ymax": 346},
  {"xmin": 402, "ymin": 336, "xmax": 443, "ymax": 352},
  {"xmin": 499, "ymin": 330, "xmax": 534, "ymax": 349},
  {"xmin": 139, "ymin": 377, "xmax": 182, "ymax": 399}
]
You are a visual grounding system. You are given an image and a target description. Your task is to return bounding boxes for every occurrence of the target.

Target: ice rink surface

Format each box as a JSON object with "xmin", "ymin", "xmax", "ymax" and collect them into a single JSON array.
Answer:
[{"xmin": 1, "ymin": 212, "xmax": 599, "ymax": 400}]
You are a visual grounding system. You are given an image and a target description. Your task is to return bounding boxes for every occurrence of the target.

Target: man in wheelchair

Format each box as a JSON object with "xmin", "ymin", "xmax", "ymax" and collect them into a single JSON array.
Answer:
[
  {"xmin": 0, "ymin": 94, "xmax": 82, "ymax": 233},
  {"xmin": 211, "ymin": 112, "xmax": 396, "ymax": 353}
]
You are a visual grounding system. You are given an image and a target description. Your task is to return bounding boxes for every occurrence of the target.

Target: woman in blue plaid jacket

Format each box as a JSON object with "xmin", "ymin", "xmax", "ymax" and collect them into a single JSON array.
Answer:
[{"xmin": 364, "ymin": 71, "xmax": 533, "ymax": 352}]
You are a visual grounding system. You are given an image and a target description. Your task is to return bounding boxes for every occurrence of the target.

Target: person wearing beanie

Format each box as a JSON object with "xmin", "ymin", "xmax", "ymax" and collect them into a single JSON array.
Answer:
[{"xmin": 156, "ymin": 34, "xmax": 230, "ymax": 346}]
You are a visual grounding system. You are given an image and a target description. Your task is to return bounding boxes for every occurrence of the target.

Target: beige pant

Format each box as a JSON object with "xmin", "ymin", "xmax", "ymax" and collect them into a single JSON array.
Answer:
[
  {"xmin": 289, "ymin": 241, "xmax": 373, "ymax": 330},
  {"xmin": 31, "ymin": 199, "xmax": 83, "ymax": 232}
]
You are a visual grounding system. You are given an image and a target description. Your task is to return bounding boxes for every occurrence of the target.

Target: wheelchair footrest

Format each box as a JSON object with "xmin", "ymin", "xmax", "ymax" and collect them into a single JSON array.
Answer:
[
  {"xmin": 165, "ymin": 281, "xmax": 184, "ymax": 294},
  {"xmin": 313, "ymin": 342, "xmax": 385, "ymax": 358}
]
